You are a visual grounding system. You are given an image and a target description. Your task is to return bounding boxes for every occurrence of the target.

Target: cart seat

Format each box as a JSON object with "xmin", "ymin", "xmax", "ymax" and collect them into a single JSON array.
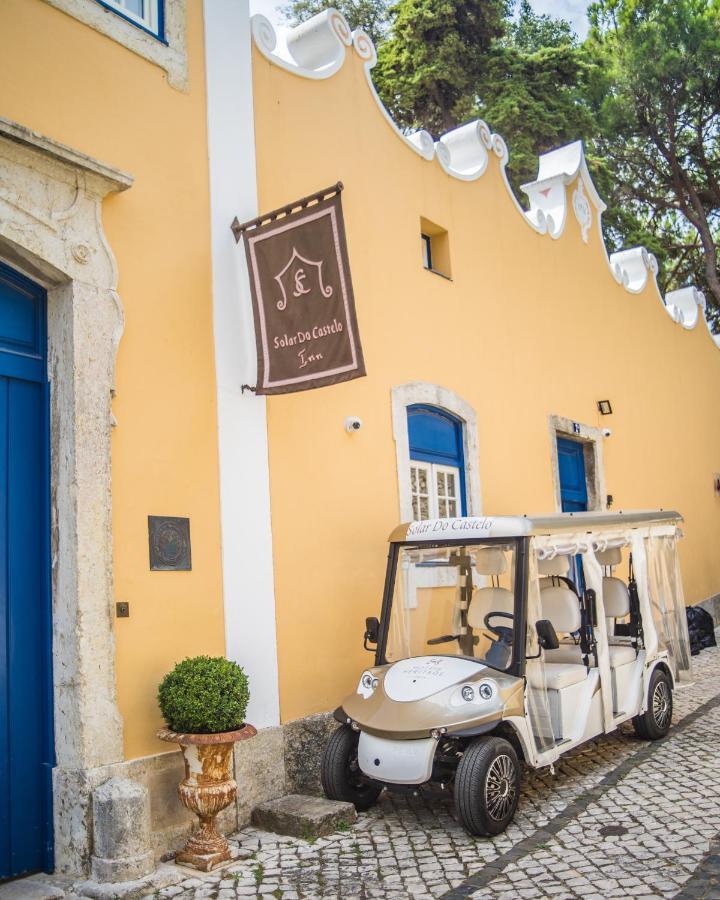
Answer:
[
  {"xmin": 467, "ymin": 586, "xmax": 513, "ymax": 628},
  {"xmin": 532, "ymin": 581, "xmax": 589, "ymax": 689},
  {"xmin": 604, "ymin": 576, "xmax": 630, "ymax": 618},
  {"xmin": 528, "ymin": 662, "xmax": 587, "ymax": 690},
  {"xmin": 608, "ymin": 644, "xmax": 636, "ymax": 667},
  {"xmin": 468, "ymin": 548, "xmax": 513, "ymax": 629},
  {"xmin": 545, "ymin": 640, "xmax": 636, "ymax": 668},
  {"xmin": 545, "ymin": 643, "xmax": 583, "ymax": 664}
]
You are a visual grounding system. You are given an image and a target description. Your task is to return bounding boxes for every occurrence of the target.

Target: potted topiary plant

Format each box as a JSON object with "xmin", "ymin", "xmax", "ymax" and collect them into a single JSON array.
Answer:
[{"xmin": 157, "ymin": 656, "xmax": 255, "ymax": 872}]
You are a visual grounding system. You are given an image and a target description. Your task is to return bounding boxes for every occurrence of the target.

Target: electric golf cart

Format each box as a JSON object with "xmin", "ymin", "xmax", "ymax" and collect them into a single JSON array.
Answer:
[{"xmin": 321, "ymin": 511, "xmax": 692, "ymax": 836}]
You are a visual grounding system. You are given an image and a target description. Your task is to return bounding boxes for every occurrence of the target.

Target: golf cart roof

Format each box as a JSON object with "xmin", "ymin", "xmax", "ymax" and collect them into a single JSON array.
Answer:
[{"xmin": 389, "ymin": 510, "xmax": 682, "ymax": 543}]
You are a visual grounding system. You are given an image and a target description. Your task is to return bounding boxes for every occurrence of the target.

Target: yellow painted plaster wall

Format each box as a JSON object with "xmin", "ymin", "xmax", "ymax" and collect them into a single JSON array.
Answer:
[
  {"xmin": 0, "ymin": 0, "xmax": 225, "ymax": 759},
  {"xmin": 252, "ymin": 47, "xmax": 720, "ymax": 724}
]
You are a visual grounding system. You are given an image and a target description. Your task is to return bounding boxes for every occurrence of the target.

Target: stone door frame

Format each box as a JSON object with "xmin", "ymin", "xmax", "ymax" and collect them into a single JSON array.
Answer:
[
  {"xmin": 0, "ymin": 117, "xmax": 132, "ymax": 871},
  {"xmin": 548, "ymin": 413, "xmax": 607, "ymax": 513}
]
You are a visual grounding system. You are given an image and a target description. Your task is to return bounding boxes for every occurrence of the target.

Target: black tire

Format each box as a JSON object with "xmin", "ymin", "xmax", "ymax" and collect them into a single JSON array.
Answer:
[
  {"xmin": 454, "ymin": 736, "xmax": 520, "ymax": 836},
  {"xmin": 633, "ymin": 667, "xmax": 673, "ymax": 740},
  {"xmin": 321, "ymin": 725, "xmax": 383, "ymax": 812}
]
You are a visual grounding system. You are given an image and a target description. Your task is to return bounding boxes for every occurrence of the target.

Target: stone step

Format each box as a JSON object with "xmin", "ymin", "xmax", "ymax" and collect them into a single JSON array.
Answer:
[{"xmin": 251, "ymin": 793, "xmax": 357, "ymax": 840}]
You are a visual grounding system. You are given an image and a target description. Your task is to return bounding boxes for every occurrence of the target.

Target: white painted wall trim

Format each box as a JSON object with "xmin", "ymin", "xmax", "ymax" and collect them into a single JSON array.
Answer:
[
  {"xmin": 204, "ymin": 0, "xmax": 280, "ymax": 729},
  {"xmin": 391, "ymin": 382, "xmax": 482, "ymax": 522},
  {"xmin": 548, "ymin": 414, "xmax": 607, "ymax": 514}
]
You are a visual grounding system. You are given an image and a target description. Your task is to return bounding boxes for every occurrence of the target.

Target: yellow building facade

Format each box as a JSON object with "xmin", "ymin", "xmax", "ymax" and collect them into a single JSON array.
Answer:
[
  {"xmin": 249, "ymin": 13, "xmax": 720, "ymax": 723},
  {"xmin": 0, "ymin": 0, "xmax": 718, "ymax": 886}
]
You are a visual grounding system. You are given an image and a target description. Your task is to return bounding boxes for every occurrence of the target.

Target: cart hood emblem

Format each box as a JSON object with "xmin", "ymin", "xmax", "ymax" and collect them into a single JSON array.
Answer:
[{"xmin": 384, "ymin": 657, "xmax": 487, "ymax": 702}]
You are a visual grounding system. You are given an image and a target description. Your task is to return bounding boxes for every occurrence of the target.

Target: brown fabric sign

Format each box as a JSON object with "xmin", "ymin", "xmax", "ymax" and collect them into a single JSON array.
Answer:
[{"xmin": 243, "ymin": 194, "xmax": 365, "ymax": 395}]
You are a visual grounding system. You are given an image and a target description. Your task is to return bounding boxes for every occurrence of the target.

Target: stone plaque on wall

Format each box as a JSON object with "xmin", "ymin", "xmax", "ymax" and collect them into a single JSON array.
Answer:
[{"xmin": 148, "ymin": 516, "xmax": 191, "ymax": 571}]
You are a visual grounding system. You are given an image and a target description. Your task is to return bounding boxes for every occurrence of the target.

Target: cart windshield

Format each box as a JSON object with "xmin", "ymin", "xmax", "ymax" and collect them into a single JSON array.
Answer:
[{"xmin": 384, "ymin": 541, "xmax": 521, "ymax": 671}]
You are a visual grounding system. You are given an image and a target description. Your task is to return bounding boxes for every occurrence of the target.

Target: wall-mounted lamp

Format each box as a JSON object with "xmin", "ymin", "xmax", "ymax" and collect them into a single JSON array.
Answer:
[
  {"xmin": 714, "ymin": 473, "xmax": 720, "ymax": 497},
  {"xmin": 597, "ymin": 400, "xmax": 613, "ymax": 415}
]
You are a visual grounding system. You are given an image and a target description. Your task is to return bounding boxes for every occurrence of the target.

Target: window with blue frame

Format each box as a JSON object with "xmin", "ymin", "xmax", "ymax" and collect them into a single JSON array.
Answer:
[
  {"xmin": 98, "ymin": 0, "xmax": 162, "ymax": 37},
  {"xmin": 407, "ymin": 405, "xmax": 467, "ymax": 519}
]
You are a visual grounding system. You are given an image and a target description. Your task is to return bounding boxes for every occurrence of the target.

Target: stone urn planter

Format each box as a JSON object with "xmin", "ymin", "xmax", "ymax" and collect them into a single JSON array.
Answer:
[
  {"xmin": 157, "ymin": 725, "xmax": 256, "ymax": 871},
  {"xmin": 157, "ymin": 656, "xmax": 253, "ymax": 872}
]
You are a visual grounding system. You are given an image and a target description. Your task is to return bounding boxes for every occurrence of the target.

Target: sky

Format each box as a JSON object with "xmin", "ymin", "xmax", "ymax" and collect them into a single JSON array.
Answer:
[{"xmin": 248, "ymin": 0, "xmax": 592, "ymax": 40}]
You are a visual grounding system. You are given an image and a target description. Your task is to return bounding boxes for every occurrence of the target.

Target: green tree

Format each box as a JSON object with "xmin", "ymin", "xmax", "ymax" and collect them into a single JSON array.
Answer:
[
  {"xmin": 509, "ymin": 0, "xmax": 576, "ymax": 51},
  {"xmin": 373, "ymin": 0, "xmax": 509, "ymax": 136},
  {"xmin": 587, "ymin": 0, "xmax": 720, "ymax": 326},
  {"xmin": 477, "ymin": 1, "xmax": 595, "ymax": 190},
  {"xmin": 281, "ymin": 0, "xmax": 390, "ymax": 45},
  {"xmin": 371, "ymin": 0, "xmax": 592, "ymax": 191}
]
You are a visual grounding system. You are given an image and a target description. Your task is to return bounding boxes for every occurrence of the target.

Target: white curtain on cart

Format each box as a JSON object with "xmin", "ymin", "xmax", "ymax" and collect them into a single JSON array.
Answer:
[
  {"xmin": 646, "ymin": 529, "xmax": 692, "ymax": 683},
  {"xmin": 526, "ymin": 541, "xmax": 558, "ymax": 753}
]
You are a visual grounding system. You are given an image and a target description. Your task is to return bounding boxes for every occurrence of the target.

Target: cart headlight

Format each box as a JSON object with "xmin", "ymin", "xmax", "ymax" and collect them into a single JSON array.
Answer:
[
  {"xmin": 478, "ymin": 681, "xmax": 494, "ymax": 700},
  {"xmin": 461, "ymin": 685, "xmax": 474, "ymax": 702},
  {"xmin": 357, "ymin": 671, "xmax": 378, "ymax": 698}
]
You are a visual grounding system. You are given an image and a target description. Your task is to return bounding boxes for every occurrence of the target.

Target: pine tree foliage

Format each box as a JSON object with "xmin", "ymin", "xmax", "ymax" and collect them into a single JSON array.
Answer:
[
  {"xmin": 374, "ymin": 0, "xmax": 508, "ymax": 136},
  {"xmin": 587, "ymin": 0, "xmax": 720, "ymax": 326}
]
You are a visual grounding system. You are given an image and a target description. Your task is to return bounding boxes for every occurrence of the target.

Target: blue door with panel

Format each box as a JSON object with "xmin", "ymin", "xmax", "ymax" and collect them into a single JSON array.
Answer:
[
  {"xmin": 556, "ymin": 436, "xmax": 588, "ymax": 512},
  {"xmin": 0, "ymin": 263, "xmax": 53, "ymax": 880}
]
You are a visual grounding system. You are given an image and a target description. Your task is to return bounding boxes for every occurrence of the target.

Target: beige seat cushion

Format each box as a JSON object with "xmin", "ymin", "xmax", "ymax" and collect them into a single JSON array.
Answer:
[
  {"xmin": 547, "ymin": 641, "xmax": 636, "ymax": 669},
  {"xmin": 541, "ymin": 585, "xmax": 582, "ymax": 634},
  {"xmin": 467, "ymin": 586, "xmax": 513, "ymax": 629},
  {"xmin": 608, "ymin": 644, "xmax": 636, "ymax": 667},
  {"xmin": 545, "ymin": 643, "xmax": 584, "ymax": 665},
  {"xmin": 604, "ymin": 576, "xmax": 631, "ymax": 618},
  {"xmin": 528, "ymin": 662, "xmax": 587, "ymax": 690}
]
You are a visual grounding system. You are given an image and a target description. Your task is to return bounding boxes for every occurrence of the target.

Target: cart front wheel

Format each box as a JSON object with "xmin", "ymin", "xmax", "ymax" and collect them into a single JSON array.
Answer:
[
  {"xmin": 633, "ymin": 667, "xmax": 673, "ymax": 740},
  {"xmin": 321, "ymin": 725, "xmax": 383, "ymax": 811},
  {"xmin": 454, "ymin": 736, "xmax": 520, "ymax": 836}
]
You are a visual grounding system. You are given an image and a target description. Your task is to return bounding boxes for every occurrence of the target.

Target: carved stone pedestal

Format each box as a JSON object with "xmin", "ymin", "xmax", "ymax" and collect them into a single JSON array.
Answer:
[{"xmin": 158, "ymin": 725, "xmax": 257, "ymax": 872}]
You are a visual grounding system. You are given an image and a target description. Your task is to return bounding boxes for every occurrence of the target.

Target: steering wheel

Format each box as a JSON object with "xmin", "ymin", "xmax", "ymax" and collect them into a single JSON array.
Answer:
[{"xmin": 483, "ymin": 611, "xmax": 514, "ymax": 639}]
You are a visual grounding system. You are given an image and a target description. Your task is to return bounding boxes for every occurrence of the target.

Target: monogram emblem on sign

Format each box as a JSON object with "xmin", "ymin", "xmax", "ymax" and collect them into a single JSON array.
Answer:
[{"xmin": 274, "ymin": 247, "xmax": 333, "ymax": 311}]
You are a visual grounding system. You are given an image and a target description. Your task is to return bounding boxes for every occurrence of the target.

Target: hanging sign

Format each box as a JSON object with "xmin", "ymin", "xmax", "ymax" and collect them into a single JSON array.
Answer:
[{"xmin": 235, "ymin": 185, "xmax": 366, "ymax": 395}]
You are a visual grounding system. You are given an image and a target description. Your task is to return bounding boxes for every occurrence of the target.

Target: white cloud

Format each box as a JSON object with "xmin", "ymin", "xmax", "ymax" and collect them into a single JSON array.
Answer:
[
  {"xmin": 528, "ymin": 0, "xmax": 590, "ymax": 39},
  {"xmin": 249, "ymin": 0, "xmax": 287, "ymax": 30}
]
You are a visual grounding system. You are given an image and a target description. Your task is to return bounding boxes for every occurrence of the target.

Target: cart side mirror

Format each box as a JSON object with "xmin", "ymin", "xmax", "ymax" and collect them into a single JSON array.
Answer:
[
  {"xmin": 364, "ymin": 616, "xmax": 379, "ymax": 651},
  {"xmin": 536, "ymin": 619, "xmax": 560, "ymax": 651}
]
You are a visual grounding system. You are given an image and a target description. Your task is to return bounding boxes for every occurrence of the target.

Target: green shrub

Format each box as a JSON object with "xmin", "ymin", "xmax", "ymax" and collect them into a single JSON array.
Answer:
[{"xmin": 157, "ymin": 656, "xmax": 250, "ymax": 734}]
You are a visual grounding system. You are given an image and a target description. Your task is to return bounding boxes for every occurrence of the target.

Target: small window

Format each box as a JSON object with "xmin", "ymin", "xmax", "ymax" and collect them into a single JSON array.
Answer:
[
  {"xmin": 407, "ymin": 405, "xmax": 466, "ymax": 520},
  {"xmin": 419, "ymin": 217, "xmax": 451, "ymax": 279},
  {"xmin": 98, "ymin": 0, "xmax": 161, "ymax": 36}
]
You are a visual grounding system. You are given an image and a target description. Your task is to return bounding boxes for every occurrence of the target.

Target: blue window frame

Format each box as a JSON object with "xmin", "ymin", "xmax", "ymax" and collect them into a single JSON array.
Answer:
[
  {"xmin": 407, "ymin": 405, "xmax": 467, "ymax": 518},
  {"xmin": 95, "ymin": 0, "xmax": 165, "ymax": 41}
]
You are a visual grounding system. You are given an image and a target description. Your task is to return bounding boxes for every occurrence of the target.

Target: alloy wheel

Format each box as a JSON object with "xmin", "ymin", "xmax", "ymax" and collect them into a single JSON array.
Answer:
[
  {"xmin": 652, "ymin": 679, "xmax": 672, "ymax": 730},
  {"xmin": 484, "ymin": 753, "xmax": 517, "ymax": 822}
]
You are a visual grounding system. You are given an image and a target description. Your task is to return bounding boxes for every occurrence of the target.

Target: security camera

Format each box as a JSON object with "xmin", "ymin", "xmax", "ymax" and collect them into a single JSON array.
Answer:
[
  {"xmin": 602, "ymin": 428, "xmax": 613, "ymax": 438},
  {"xmin": 344, "ymin": 416, "xmax": 363, "ymax": 433}
]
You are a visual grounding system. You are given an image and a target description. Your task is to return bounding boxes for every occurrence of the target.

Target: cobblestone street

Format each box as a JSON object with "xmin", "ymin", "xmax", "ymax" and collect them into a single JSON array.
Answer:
[{"xmin": 155, "ymin": 635, "xmax": 720, "ymax": 900}]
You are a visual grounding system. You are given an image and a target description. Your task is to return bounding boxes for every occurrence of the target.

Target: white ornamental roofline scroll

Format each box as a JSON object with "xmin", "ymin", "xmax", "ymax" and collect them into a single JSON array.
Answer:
[{"xmin": 250, "ymin": 9, "xmax": 720, "ymax": 352}]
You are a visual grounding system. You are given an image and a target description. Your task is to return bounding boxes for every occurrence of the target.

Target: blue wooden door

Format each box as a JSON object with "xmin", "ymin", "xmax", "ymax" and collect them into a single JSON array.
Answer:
[
  {"xmin": 407, "ymin": 405, "xmax": 467, "ymax": 515},
  {"xmin": 0, "ymin": 263, "xmax": 53, "ymax": 880},
  {"xmin": 557, "ymin": 436, "xmax": 588, "ymax": 512}
]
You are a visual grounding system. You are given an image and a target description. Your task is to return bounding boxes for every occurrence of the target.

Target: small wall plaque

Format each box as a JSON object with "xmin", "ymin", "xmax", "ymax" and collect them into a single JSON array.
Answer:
[{"xmin": 149, "ymin": 516, "xmax": 192, "ymax": 571}]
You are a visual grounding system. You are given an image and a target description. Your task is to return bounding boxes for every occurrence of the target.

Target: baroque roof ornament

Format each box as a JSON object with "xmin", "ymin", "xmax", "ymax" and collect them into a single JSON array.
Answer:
[{"xmin": 250, "ymin": 9, "xmax": 720, "ymax": 350}]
